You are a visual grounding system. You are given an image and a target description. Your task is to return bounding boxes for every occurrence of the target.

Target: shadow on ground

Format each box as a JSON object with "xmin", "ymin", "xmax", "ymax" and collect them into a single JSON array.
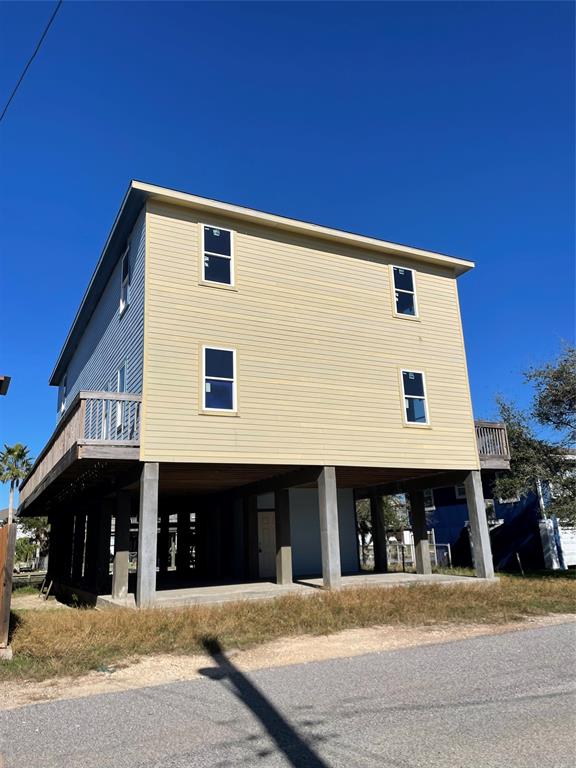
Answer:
[{"xmin": 199, "ymin": 636, "xmax": 330, "ymax": 767}]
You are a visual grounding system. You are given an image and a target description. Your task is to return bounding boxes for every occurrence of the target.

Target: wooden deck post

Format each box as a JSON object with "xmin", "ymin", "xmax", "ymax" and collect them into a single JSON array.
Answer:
[
  {"xmin": 274, "ymin": 489, "xmax": 292, "ymax": 585},
  {"xmin": 95, "ymin": 499, "xmax": 113, "ymax": 595},
  {"xmin": 83, "ymin": 506, "xmax": 101, "ymax": 592},
  {"xmin": 318, "ymin": 467, "xmax": 341, "ymax": 589},
  {"xmin": 136, "ymin": 462, "xmax": 159, "ymax": 607},
  {"xmin": 71, "ymin": 512, "xmax": 86, "ymax": 584},
  {"xmin": 0, "ymin": 524, "xmax": 17, "ymax": 654}
]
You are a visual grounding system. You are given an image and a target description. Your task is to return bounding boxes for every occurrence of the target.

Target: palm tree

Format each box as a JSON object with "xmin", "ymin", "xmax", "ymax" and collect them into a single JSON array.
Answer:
[{"xmin": 0, "ymin": 443, "xmax": 33, "ymax": 525}]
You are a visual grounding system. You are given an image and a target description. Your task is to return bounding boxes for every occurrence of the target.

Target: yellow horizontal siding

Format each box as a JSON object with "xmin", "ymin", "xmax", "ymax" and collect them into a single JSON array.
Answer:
[{"xmin": 141, "ymin": 201, "xmax": 480, "ymax": 470}]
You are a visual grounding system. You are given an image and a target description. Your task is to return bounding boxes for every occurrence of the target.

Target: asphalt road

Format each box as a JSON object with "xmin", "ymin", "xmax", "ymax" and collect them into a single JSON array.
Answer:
[{"xmin": 1, "ymin": 622, "xmax": 575, "ymax": 768}]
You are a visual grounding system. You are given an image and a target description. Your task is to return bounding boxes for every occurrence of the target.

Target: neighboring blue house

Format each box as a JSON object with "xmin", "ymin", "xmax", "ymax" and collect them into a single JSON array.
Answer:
[{"xmin": 427, "ymin": 477, "xmax": 573, "ymax": 571}]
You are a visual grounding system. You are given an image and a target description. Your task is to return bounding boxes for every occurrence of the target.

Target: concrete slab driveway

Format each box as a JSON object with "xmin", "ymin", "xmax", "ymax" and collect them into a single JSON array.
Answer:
[{"xmin": 1, "ymin": 622, "xmax": 575, "ymax": 767}]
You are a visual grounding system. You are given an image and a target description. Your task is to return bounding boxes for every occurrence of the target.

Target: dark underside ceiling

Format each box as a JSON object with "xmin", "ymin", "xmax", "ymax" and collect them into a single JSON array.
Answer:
[{"xmin": 19, "ymin": 457, "xmax": 469, "ymax": 517}]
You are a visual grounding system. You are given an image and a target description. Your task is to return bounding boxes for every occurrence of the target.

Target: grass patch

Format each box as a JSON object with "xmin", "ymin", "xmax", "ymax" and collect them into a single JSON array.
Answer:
[
  {"xmin": 2, "ymin": 575, "xmax": 575, "ymax": 682},
  {"xmin": 11, "ymin": 584, "xmax": 41, "ymax": 596}
]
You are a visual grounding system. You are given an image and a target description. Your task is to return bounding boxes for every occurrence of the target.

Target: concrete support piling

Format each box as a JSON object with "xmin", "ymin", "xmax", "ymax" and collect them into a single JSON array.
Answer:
[
  {"xmin": 408, "ymin": 490, "xmax": 432, "ymax": 575},
  {"xmin": 465, "ymin": 470, "xmax": 495, "ymax": 579},
  {"xmin": 136, "ymin": 462, "xmax": 159, "ymax": 608},
  {"xmin": 274, "ymin": 489, "xmax": 293, "ymax": 585},
  {"xmin": 318, "ymin": 466, "xmax": 341, "ymax": 589},
  {"xmin": 112, "ymin": 491, "xmax": 131, "ymax": 600}
]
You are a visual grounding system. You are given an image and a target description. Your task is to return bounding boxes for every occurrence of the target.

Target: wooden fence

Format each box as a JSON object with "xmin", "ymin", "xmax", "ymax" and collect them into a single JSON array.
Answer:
[{"xmin": 0, "ymin": 523, "xmax": 17, "ymax": 650}]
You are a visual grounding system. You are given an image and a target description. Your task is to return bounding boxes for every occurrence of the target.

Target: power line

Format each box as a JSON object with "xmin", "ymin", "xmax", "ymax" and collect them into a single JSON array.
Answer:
[{"xmin": 0, "ymin": 0, "xmax": 63, "ymax": 124}]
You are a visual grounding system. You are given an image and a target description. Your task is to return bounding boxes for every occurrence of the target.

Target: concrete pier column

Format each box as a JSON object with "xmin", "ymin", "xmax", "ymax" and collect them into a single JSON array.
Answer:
[
  {"xmin": 370, "ymin": 492, "xmax": 388, "ymax": 573},
  {"xmin": 318, "ymin": 466, "xmax": 341, "ymax": 589},
  {"xmin": 465, "ymin": 470, "xmax": 495, "ymax": 579},
  {"xmin": 408, "ymin": 490, "xmax": 432, "ymax": 575},
  {"xmin": 136, "ymin": 462, "xmax": 159, "ymax": 608},
  {"xmin": 112, "ymin": 491, "xmax": 131, "ymax": 600},
  {"xmin": 274, "ymin": 489, "xmax": 292, "ymax": 585}
]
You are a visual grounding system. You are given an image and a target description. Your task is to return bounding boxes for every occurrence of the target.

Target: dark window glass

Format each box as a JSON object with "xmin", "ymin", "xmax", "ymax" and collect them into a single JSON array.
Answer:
[
  {"xmin": 205, "ymin": 379, "xmax": 233, "ymax": 410},
  {"xmin": 402, "ymin": 371, "xmax": 425, "ymax": 397},
  {"xmin": 205, "ymin": 348, "xmax": 234, "ymax": 379},
  {"xmin": 204, "ymin": 253, "xmax": 231, "ymax": 284},
  {"xmin": 118, "ymin": 365, "xmax": 126, "ymax": 392},
  {"xmin": 395, "ymin": 291, "xmax": 416, "ymax": 316},
  {"xmin": 393, "ymin": 267, "xmax": 413, "ymax": 292},
  {"xmin": 405, "ymin": 397, "xmax": 427, "ymax": 423},
  {"xmin": 204, "ymin": 226, "xmax": 231, "ymax": 256},
  {"xmin": 121, "ymin": 280, "xmax": 129, "ymax": 309}
]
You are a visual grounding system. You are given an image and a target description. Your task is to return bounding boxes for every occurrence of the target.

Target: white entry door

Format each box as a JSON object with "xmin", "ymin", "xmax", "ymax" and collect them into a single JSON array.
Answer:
[{"xmin": 258, "ymin": 510, "xmax": 276, "ymax": 578}]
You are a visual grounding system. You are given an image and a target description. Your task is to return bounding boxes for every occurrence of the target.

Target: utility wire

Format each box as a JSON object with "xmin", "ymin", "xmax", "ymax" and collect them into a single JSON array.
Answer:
[{"xmin": 0, "ymin": 0, "xmax": 63, "ymax": 124}]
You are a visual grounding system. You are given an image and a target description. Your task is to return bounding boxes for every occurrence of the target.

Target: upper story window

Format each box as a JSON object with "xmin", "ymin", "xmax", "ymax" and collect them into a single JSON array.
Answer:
[
  {"xmin": 202, "ymin": 225, "xmax": 234, "ymax": 286},
  {"xmin": 401, "ymin": 370, "xmax": 428, "ymax": 425},
  {"xmin": 202, "ymin": 346, "xmax": 236, "ymax": 412},
  {"xmin": 392, "ymin": 266, "xmax": 418, "ymax": 317},
  {"xmin": 59, "ymin": 373, "xmax": 67, "ymax": 414},
  {"xmin": 120, "ymin": 247, "xmax": 130, "ymax": 314}
]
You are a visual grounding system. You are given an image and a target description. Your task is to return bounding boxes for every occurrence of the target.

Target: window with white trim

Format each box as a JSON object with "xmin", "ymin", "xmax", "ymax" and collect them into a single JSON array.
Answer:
[
  {"xmin": 455, "ymin": 484, "xmax": 466, "ymax": 500},
  {"xmin": 120, "ymin": 248, "xmax": 130, "ymax": 313},
  {"xmin": 202, "ymin": 225, "xmax": 233, "ymax": 285},
  {"xmin": 203, "ymin": 347, "xmax": 236, "ymax": 411},
  {"xmin": 401, "ymin": 370, "xmax": 428, "ymax": 424},
  {"xmin": 393, "ymin": 266, "xmax": 417, "ymax": 317}
]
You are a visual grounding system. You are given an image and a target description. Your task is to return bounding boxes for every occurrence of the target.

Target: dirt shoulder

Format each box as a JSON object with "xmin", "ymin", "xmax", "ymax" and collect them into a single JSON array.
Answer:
[{"xmin": 3, "ymin": 613, "xmax": 573, "ymax": 711}]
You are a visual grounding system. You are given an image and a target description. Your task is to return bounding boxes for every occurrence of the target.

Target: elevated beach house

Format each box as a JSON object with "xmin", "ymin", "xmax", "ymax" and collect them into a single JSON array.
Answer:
[{"xmin": 19, "ymin": 181, "xmax": 508, "ymax": 606}]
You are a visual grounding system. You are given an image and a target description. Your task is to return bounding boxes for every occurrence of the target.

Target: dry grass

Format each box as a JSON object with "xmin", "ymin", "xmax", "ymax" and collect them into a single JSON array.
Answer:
[{"xmin": 2, "ymin": 575, "xmax": 575, "ymax": 682}]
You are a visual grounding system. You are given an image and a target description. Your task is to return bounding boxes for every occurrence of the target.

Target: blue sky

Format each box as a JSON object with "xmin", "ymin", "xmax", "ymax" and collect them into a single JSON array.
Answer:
[{"xmin": 0, "ymin": 1, "xmax": 574, "ymax": 506}]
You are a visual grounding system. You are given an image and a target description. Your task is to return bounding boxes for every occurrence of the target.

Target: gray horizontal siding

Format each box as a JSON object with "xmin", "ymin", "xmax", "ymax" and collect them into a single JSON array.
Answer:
[{"xmin": 57, "ymin": 210, "xmax": 145, "ymax": 416}]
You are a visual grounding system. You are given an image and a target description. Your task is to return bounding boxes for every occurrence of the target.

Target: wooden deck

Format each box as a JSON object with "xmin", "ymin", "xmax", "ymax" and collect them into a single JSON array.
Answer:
[
  {"xmin": 475, "ymin": 421, "xmax": 511, "ymax": 470},
  {"xmin": 18, "ymin": 391, "xmax": 141, "ymax": 512},
  {"xmin": 18, "ymin": 393, "xmax": 510, "ymax": 514}
]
